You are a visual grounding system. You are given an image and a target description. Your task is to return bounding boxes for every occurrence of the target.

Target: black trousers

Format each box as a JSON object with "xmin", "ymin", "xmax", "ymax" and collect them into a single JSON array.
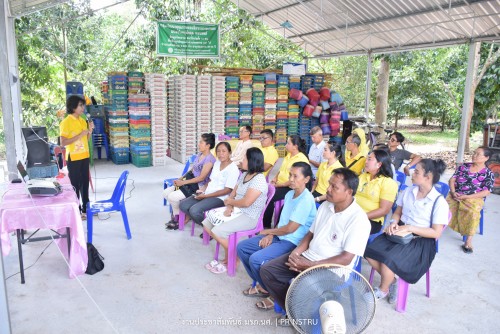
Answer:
[
  {"xmin": 260, "ymin": 252, "xmax": 299, "ymax": 309},
  {"xmin": 67, "ymin": 156, "xmax": 90, "ymax": 213},
  {"xmin": 262, "ymin": 186, "xmax": 292, "ymax": 228}
]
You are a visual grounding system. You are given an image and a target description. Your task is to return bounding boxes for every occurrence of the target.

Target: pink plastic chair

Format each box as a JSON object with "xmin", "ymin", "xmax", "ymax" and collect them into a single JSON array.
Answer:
[
  {"xmin": 273, "ymin": 199, "xmax": 284, "ymax": 227},
  {"xmin": 204, "ymin": 184, "xmax": 276, "ymax": 276},
  {"xmin": 218, "ymin": 134, "xmax": 232, "ymax": 141},
  {"xmin": 178, "ymin": 211, "xmax": 207, "ymax": 236},
  {"xmin": 369, "ymin": 211, "xmax": 451, "ymax": 313}
]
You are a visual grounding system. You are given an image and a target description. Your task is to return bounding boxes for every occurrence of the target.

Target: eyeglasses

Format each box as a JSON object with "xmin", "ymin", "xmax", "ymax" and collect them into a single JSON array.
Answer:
[
  {"xmin": 389, "ymin": 138, "xmax": 398, "ymax": 142},
  {"xmin": 345, "ymin": 140, "xmax": 353, "ymax": 144},
  {"xmin": 239, "ymin": 130, "xmax": 249, "ymax": 133},
  {"xmin": 259, "ymin": 136, "xmax": 270, "ymax": 141}
]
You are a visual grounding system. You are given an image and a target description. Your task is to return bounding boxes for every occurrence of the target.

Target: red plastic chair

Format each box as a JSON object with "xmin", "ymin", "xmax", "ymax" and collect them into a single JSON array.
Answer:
[{"xmin": 204, "ymin": 184, "xmax": 276, "ymax": 277}]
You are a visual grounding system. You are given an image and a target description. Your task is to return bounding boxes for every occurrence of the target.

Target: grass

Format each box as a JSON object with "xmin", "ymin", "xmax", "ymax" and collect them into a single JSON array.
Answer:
[{"xmin": 399, "ymin": 129, "xmax": 483, "ymax": 147}]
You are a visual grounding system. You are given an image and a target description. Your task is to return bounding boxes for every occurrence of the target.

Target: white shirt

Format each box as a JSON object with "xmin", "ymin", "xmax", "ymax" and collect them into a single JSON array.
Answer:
[
  {"xmin": 231, "ymin": 140, "xmax": 253, "ymax": 166},
  {"xmin": 204, "ymin": 161, "xmax": 240, "ymax": 201},
  {"xmin": 302, "ymin": 200, "xmax": 371, "ymax": 268},
  {"xmin": 308, "ymin": 140, "xmax": 326, "ymax": 176},
  {"xmin": 397, "ymin": 185, "xmax": 449, "ymax": 228}
]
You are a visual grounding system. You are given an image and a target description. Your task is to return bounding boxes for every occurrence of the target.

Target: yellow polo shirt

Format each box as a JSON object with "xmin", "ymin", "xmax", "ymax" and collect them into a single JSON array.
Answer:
[
  {"xmin": 355, "ymin": 173, "xmax": 398, "ymax": 224},
  {"xmin": 345, "ymin": 151, "xmax": 366, "ymax": 176},
  {"xmin": 277, "ymin": 152, "xmax": 309, "ymax": 184},
  {"xmin": 315, "ymin": 160, "xmax": 344, "ymax": 194},
  {"xmin": 59, "ymin": 115, "xmax": 90, "ymax": 161},
  {"xmin": 261, "ymin": 146, "xmax": 279, "ymax": 177}
]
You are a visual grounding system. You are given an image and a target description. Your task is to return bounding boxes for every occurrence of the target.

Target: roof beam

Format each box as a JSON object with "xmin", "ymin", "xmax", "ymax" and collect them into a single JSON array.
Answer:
[
  {"xmin": 254, "ymin": 0, "xmax": 315, "ymax": 18},
  {"xmin": 288, "ymin": 0, "xmax": 491, "ymax": 39}
]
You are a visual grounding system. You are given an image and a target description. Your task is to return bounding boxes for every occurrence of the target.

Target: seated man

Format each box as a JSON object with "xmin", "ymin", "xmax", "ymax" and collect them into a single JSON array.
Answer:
[
  {"xmin": 259, "ymin": 129, "xmax": 279, "ymax": 178},
  {"xmin": 345, "ymin": 134, "xmax": 366, "ymax": 175},
  {"xmin": 308, "ymin": 126, "xmax": 326, "ymax": 178},
  {"xmin": 260, "ymin": 168, "xmax": 370, "ymax": 323},
  {"xmin": 231, "ymin": 125, "xmax": 253, "ymax": 168}
]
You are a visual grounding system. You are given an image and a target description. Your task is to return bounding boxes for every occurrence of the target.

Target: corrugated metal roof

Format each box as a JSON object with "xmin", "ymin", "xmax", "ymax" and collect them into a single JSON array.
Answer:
[
  {"xmin": 232, "ymin": 0, "xmax": 500, "ymax": 57},
  {"xmin": 8, "ymin": 0, "xmax": 69, "ymax": 17}
]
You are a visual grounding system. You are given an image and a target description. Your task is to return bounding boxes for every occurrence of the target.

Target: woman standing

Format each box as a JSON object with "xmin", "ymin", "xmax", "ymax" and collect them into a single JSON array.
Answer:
[
  {"xmin": 177, "ymin": 142, "xmax": 240, "ymax": 231},
  {"xmin": 262, "ymin": 135, "xmax": 309, "ymax": 228},
  {"xmin": 237, "ymin": 162, "xmax": 316, "ymax": 309},
  {"xmin": 203, "ymin": 148, "xmax": 269, "ymax": 274},
  {"xmin": 388, "ymin": 131, "xmax": 421, "ymax": 176},
  {"xmin": 447, "ymin": 146, "xmax": 494, "ymax": 253},
  {"xmin": 164, "ymin": 133, "xmax": 216, "ymax": 229},
  {"xmin": 355, "ymin": 150, "xmax": 398, "ymax": 234},
  {"xmin": 311, "ymin": 141, "xmax": 344, "ymax": 203},
  {"xmin": 365, "ymin": 159, "xmax": 449, "ymax": 302}
]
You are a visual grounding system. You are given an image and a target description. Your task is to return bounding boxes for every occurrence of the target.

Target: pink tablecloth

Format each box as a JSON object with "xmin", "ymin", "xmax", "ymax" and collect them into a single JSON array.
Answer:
[{"xmin": 0, "ymin": 177, "xmax": 88, "ymax": 278}]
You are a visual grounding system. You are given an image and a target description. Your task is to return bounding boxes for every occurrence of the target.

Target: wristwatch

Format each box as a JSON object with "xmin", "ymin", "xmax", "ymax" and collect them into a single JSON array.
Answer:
[{"xmin": 315, "ymin": 197, "xmax": 320, "ymax": 202}]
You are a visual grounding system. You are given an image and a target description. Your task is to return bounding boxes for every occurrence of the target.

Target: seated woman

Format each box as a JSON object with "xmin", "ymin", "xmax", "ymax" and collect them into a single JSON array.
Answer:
[
  {"xmin": 355, "ymin": 150, "xmax": 398, "ymax": 234},
  {"xmin": 345, "ymin": 134, "xmax": 366, "ymax": 175},
  {"xmin": 263, "ymin": 135, "xmax": 309, "ymax": 228},
  {"xmin": 311, "ymin": 141, "xmax": 344, "ymax": 204},
  {"xmin": 388, "ymin": 131, "xmax": 422, "ymax": 176},
  {"xmin": 236, "ymin": 162, "xmax": 317, "ymax": 309},
  {"xmin": 164, "ymin": 133, "xmax": 216, "ymax": 229},
  {"xmin": 365, "ymin": 159, "xmax": 449, "ymax": 302},
  {"xmin": 203, "ymin": 148, "xmax": 269, "ymax": 274},
  {"xmin": 447, "ymin": 146, "xmax": 494, "ymax": 253},
  {"xmin": 177, "ymin": 142, "xmax": 240, "ymax": 231}
]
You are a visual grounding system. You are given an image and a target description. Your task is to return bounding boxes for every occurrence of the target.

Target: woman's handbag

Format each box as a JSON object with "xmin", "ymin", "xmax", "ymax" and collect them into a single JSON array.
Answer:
[
  {"xmin": 178, "ymin": 171, "xmax": 199, "ymax": 197},
  {"xmin": 386, "ymin": 230, "xmax": 414, "ymax": 245},
  {"xmin": 206, "ymin": 207, "xmax": 243, "ymax": 226}
]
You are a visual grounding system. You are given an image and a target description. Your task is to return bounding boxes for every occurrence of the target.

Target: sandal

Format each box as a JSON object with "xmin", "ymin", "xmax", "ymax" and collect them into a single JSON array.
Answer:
[
  {"xmin": 462, "ymin": 245, "xmax": 473, "ymax": 254},
  {"xmin": 205, "ymin": 260, "xmax": 219, "ymax": 270},
  {"xmin": 210, "ymin": 263, "xmax": 227, "ymax": 274},
  {"xmin": 243, "ymin": 286, "xmax": 270, "ymax": 298},
  {"xmin": 166, "ymin": 222, "xmax": 179, "ymax": 230},
  {"xmin": 81, "ymin": 213, "xmax": 87, "ymax": 220},
  {"xmin": 255, "ymin": 297, "xmax": 274, "ymax": 310}
]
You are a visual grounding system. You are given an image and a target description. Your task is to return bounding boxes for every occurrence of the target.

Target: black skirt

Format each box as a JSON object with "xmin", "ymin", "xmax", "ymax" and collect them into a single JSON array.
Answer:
[{"xmin": 364, "ymin": 234, "xmax": 437, "ymax": 284}]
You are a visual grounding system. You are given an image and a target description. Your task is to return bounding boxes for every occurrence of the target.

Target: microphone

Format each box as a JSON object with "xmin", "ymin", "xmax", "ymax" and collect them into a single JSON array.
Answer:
[{"xmin": 86, "ymin": 112, "xmax": 93, "ymax": 132}]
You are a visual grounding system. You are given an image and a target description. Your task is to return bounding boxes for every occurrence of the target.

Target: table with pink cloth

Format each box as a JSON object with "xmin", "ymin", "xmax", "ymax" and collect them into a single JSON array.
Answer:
[{"xmin": 0, "ymin": 176, "xmax": 88, "ymax": 278}]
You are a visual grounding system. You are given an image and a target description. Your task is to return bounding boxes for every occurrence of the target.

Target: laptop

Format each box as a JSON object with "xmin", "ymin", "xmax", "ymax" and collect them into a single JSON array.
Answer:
[{"xmin": 17, "ymin": 160, "xmax": 62, "ymax": 196}]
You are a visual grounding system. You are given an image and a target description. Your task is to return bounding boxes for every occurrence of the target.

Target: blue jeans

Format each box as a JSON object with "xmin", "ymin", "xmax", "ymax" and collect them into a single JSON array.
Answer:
[{"xmin": 237, "ymin": 235, "xmax": 296, "ymax": 290}]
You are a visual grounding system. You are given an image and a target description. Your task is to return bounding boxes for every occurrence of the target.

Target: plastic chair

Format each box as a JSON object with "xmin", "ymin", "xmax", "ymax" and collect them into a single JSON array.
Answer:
[
  {"xmin": 205, "ymin": 184, "xmax": 276, "ymax": 277},
  {"xmin": 163, "ymin": 154, "xmax": 197, "ymax": 206},
  {"xmin": 86, "ymin": 170, "xmax": 130, "ymax": 243},
  {"xmin": 396, "ymin": 171, "xmax": 406, "ymax": 191},
  {"xmin": 218, "ymin": 134, "xmax": 232, "ymax": 141},
  {"xmin": 434, "ymin": 182, "xmax": 450, "ymax": 197},
  {"xmin": 273, "ymin": 199, "xmax": 285, "ymax": 227},
  {"xmin": 178, "ymin": 211, "xmax": 207, "ymax": 236}
]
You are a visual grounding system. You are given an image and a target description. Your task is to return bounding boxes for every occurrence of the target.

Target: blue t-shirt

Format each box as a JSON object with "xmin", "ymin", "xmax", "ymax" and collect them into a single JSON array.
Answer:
[{"xmin": 277, "ymin": 189, "xmax": 317, "ymax": 245}]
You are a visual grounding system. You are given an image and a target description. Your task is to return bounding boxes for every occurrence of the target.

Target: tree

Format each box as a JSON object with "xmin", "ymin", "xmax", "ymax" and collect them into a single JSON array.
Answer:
[{"xmin": 374, "ymin": 57, "xmax": 389, "ymax": 133}]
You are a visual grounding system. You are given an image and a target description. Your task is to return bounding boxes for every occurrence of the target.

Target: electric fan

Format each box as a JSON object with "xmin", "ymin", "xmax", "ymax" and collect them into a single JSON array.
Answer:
[{"xmin": 286, "ymin": 264, "xmax": 376, "ymax": 334}]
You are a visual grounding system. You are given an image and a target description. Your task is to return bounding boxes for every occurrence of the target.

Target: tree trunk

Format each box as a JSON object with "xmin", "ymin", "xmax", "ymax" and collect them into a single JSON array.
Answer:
[
  {"xmin": 465, "ymin": 43, "xmax": 482, "ymax": 152},
  {"xmin": 440, "ymin": 108, "xmax": 446, "ymax": 132},
  {"xmin": 375, "ymin": 57, "xmax": 390, "ymax": 140},
  {"xmin": 422, "ymin": 116, "xmax": 428, "ymax": 127}
]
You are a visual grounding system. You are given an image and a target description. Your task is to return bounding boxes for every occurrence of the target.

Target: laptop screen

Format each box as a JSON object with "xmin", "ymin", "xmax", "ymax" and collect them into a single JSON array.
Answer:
[{"xmin": 17, "ymin": 161, "xmax": 29, "ymax": 182}]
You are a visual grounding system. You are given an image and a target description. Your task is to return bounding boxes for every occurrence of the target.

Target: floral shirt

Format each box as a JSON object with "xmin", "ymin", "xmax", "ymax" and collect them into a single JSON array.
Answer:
[{"xmin": 452, "ymin": 163, "xmax": 494, "ymax": 195}]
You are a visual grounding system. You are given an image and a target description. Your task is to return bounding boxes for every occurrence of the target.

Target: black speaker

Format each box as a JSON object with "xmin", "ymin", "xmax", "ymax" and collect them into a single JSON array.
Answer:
[{"xmin": 22, "ymin": 126, "xmax": 51, "ymax": 167}]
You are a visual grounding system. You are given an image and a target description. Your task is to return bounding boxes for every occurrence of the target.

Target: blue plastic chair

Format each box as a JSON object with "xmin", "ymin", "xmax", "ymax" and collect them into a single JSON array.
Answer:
[
  {"xmin": 396, "ymin": 171, "xmax": 406, "ymax": 191},
  {"xmin": 86, "ymin": 170, "xmax": 130, "ymax": 243},
  {"xmin": 434, "ymin": 182, "xmax": 450, "ymax": 197},
  {"xmin": 163, "ymin": 154, "xmax": 198, "ymax": 206}
]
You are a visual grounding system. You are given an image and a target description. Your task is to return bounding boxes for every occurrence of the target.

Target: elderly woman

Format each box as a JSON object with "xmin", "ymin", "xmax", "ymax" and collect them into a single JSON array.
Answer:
[
  {"xmin": 203, "ymin": 148, "xmax": 269, "ymax": 274},
  {"xmin": 263, "ymin": 135, "xmax": 309, "ymax": 228},
  {"xmin": 311, "ymin": 141, "xmax": 344, "ymax": 204},
  {"xmin": 345, "ymin": 134, "xmax": 367, "ymax": 175},
  {"xmin": 355, "ymin": 150, "xmax": 398, "ymax": 234},
  {"xmin": 447, "ymin": 146, "xmax": 494, "ymax": 254},
  {"xmin": 177, "ymin": 142, "xmax": 240, "ymax": 231},
  {"xmin": 237, "ymin": 162, "xmax": 317, "ymax": 310},
  {"xmin": 388, "ymin": 131, "xmax": 421, "ymax": 176},
  {"xmin": 365, "ymin": 159, "xmax": 449, "ymax": 303},
  {"xmin": 164, "ymin": 133, "xmax": 216, "ymax": 229}
]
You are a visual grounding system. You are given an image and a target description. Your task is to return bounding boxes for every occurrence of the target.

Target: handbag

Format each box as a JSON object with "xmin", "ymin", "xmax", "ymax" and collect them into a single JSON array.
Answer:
[
  {"xmin": 206, "ymin": 207, "xmax": 243, "ymax": 226},
  {"xmin": 85, "ymin": 243, "xmax": 104, "ymax": 275},
  {"xmin": 178, "ymin": 171, "xmax": 199, "ymax": 197}
]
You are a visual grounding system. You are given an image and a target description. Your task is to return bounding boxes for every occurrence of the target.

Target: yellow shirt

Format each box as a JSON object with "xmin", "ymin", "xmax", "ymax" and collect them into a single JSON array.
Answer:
[
  {"xmin": 277, "ymin": 152, "xmax": 309, "ymax": 184},
  {"xmin": 59, "ymin": 115, "xmax": 90, "ymax": 161},
  {"xmin": 355, "ymin": 173, "xmax": 398, "ymax": 224},
  {"xmin": 345, "ymin": 151, "xmax": 366, "ymax": 176},
  {"xmin": 261, "ymin": 146, "xmax": 279, "ymax": 177},
  {"xmin": 315, "ymin": 160, "xmax": 344, "ymax": 194}
]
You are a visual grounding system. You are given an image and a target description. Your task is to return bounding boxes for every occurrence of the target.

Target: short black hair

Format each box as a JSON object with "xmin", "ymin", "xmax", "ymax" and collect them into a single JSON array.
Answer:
[
  {"xmin": 289, "ymin": 135, "xmax": 307, "ymax": 156},
  {"xmin": 418, "ymin": 159, "xmax": 446, "ymax": 185},
  {"xmin": 242, "ymin": 125, "xmax": 252, "ymax": 133},
  {"xmin": 332, "ymin": 168, "xmax": 359, "ymax": 196},
  {"xmin": 391, "ymin": 132, "xmax": 405, "ymax": 144},
  {"xmin": 373, "ymin": 143, "xmax": 390, "ymax": 154},
  {"xmin": 201, "ymin": 133, "xmax": 216, "ymax": 149},
  {"xmin": 260, "ymin": 129, "xmax": 274, "ymax": 140},
  {"xmin": 216, "ymin": 141, "xmax": 232, "ymax": 153},
  {"xmin": 246, "ymin": 147, "xmax": 265, "ymax": 174},
  {"xmin": 372, "ymin": 149, "xmax": 394, "ymax": 179},
  {"xmin": 66, "ymin": 95, "xmax": 85, "ymax": 114},
  {"xmin": 291, "ymin": 161, "xmax": 313, "ymax": 190}
]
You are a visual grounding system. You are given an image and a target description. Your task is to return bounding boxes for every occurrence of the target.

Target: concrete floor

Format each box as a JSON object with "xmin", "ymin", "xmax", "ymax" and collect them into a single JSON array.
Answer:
[{"xmin": 2, "ymin": 158, "xmax": 500, "ymax": 334}]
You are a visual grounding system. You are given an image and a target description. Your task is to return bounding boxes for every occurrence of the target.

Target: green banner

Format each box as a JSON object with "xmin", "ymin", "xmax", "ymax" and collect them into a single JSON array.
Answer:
[{"xmin": 157, "ymin": 21, "xmax": 220, "ymax": 58}]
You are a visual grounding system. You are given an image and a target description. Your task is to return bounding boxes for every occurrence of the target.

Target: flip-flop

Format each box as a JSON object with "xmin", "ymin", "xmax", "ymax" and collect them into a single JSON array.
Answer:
[
  {"xmin": 81, "ymin": 213, "xmax": 87, "ymax": 220},
  {"xmin": 242, "ymin": 286, "xmax": 270, "ymax": 298},
  {"xmin": 462, "ymin": 245, "xmax": 473, "ymax": 254},
  {"xmin": 210, "ymin": 263, "xmax": 227, "ymax": 274},
  {"xmin": 255, "ymin": 297, "xmax": 274, "ymax": 310},
  {"xmin": 205, "ymin": 260, "xmax": 219, "ymax": 270}
]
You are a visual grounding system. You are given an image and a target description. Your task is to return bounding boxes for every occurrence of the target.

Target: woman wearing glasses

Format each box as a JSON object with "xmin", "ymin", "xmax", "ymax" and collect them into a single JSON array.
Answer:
[
  {"xmin": 388, "ymin": 132, "xmax": 421, "ymax": 176},
  {"xmin": 447, "ymin": 146, "xmax": 494, "ymax": 254},
  {"xmin": 231, "ymin": 125, "xmax": 254, "ymax": 168},
  {"xmin": 258, "ymin": 129, "xmax": 279, "ymax": 178},
  {"xmin": 355, "ymin": 150, "xmax": 398, "ymax": 234}
]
